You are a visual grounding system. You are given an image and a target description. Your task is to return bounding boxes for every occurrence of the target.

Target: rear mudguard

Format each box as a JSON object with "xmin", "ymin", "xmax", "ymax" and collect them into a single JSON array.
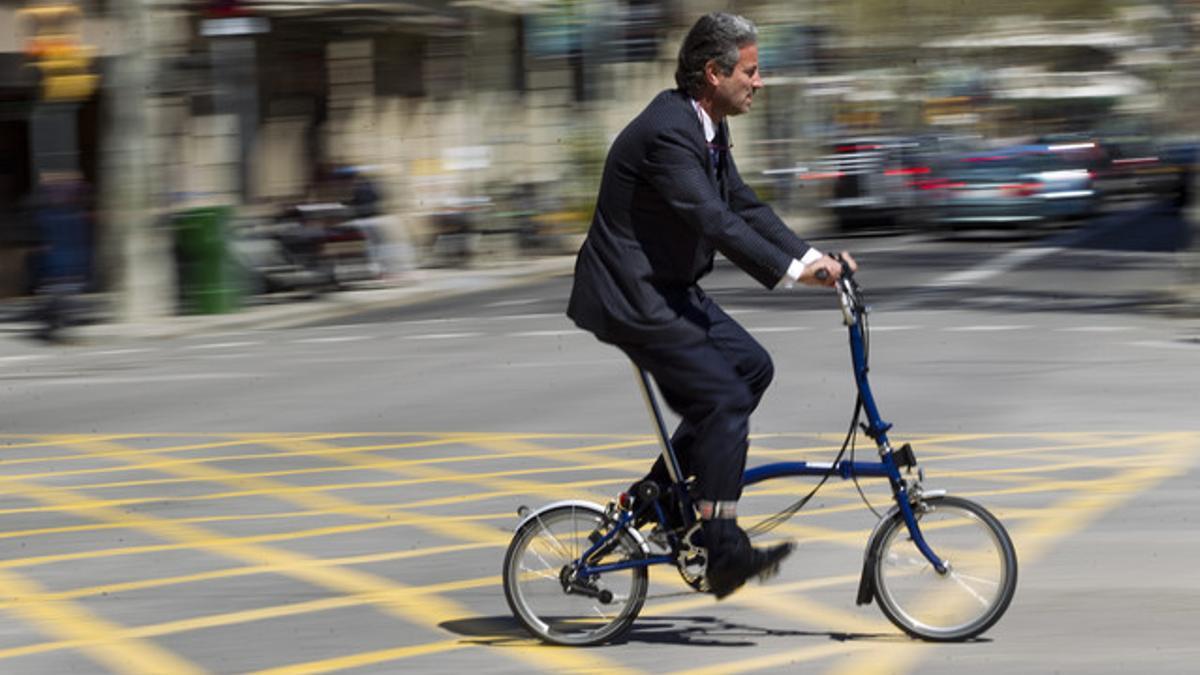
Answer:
[{"xmin": 513, "ymin": 500, "xmax": 651, "ymax": 556}]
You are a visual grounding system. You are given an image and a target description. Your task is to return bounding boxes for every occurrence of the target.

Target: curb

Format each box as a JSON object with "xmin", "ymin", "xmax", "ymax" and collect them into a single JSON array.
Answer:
[{"xmin": 70, "ymin": 256, "xmax": 578, "ymax": 343}]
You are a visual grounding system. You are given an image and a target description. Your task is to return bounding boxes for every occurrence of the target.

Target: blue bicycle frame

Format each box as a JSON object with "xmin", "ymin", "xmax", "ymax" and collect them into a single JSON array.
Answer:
[{"xmin": 574, "ymin": 271, "xmax": 948, "ymax": 580}]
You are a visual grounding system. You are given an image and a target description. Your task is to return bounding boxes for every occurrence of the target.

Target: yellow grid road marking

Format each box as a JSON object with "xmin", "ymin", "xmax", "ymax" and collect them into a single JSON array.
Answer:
[
  {"xmin": 248, "ymin": 639, "xmax": 470, "ymax": 675},
  {"xmin": 0, "ymin": 567, "xmax": 205, "ymax": 674},
  {"xmin": 0, "ymin": 458, "xmax": 631, "ymax": 675},
  {"xmin": 4, "ymin": 432, "xmax": 656, "ymax": 475},
  {"xmin": 5, "ymin": 541, "xmax": 494, "ymax": 604},
  {"xmin": 672, "ymin": 433, "xmax": 1199, "ymax": 675},
  {"xmin": 0, "ymin": 575, "xmax": 500, "ymax": 663},
  {"xmin": 0, "ymin": 431, "xmax": 1193, "ymax": 674}
]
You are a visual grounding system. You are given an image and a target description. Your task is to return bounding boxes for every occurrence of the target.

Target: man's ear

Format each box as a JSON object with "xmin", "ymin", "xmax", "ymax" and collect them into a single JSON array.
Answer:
[{"xmin": 704, "ymin": 59, "xmax": 721, "ymax": 86}]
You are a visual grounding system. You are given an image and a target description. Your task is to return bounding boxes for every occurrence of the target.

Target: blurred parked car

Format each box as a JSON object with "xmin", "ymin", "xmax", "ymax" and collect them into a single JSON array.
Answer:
[
  {"xmin": 1024, "ymin": 147, "xmax": 1098, "ymax": 220},
  {"xmin": 1160, "ymin": 141, "xmax": 1197, "ymax": 208},
  {"xmin": 814, "ymin": 136, "xmax": 929, "ymax": 230},
  {"xmin": 802, "ymin": 134, "xmax": 986, "ymax": 231},
  {"xmin": 1093, "ymin": 136, "xmax": 1180, "ymax": 202},
  {"xmin": 925, "ymin": 152, "xmax": 1046, "ymax": 229},
  {"xmin": 924, "ymin": 143, "xmax": 1103, "ymax": 230}
]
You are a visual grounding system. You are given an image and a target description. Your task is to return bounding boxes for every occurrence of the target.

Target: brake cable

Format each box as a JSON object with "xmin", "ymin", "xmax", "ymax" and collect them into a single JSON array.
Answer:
[{"xmin": 746, "ymin": 277, "xmax": 884, "ymax": 538}]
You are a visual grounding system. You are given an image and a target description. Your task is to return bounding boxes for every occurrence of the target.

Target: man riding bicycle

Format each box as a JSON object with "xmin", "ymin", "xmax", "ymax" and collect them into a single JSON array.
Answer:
[{"xmin": 566, "ymin": 12, "xmax": 857, "ymax": 599}]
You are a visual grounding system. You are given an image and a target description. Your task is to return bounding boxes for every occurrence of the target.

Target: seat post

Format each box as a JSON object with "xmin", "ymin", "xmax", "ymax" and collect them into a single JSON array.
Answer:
[{"xmin": 632, "ymin": 364, "xmax": 684, "ymax": 485}]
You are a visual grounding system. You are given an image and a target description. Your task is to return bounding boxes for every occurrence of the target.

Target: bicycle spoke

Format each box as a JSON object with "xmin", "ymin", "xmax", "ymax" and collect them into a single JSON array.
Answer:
[
  {"xmin": 950, "ymin": 571, "xmax": 1001, "ymax": 588},
  {"xmin": 531, "ymin": 516, "xmax": 571, "ymax": 558},
  {"xmin": 872, "ymin": 497, "xmax": 1016, "ymax": 641},
  {"xmin": 948, "ymin": 573, "xmax": 995, "ymax": 608},
  {"xmin": 504, "ymin": 504, "xmax": 649, "ymax": 645},
  {"xmin": 518, "ymin": 564, "xmax": 560, "ymax": 583}
]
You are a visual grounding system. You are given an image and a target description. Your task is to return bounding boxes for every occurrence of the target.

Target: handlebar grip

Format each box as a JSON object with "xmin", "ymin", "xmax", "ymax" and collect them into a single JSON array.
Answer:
[{"xmin": 814, "ymin": 255, "xmax": 854, "ymax": 284}]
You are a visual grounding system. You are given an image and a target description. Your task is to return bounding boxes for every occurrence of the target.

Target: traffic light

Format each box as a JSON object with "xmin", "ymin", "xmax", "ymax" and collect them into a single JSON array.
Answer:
[{"xmin": 18, "ymin": 3, "xmax": 99, "ymax": 102}]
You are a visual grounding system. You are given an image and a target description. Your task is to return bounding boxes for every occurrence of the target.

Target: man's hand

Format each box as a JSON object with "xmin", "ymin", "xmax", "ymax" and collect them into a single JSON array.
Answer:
[{"xmin": 799, "ymin": 251, "xmax": 858, "ymax": 287}]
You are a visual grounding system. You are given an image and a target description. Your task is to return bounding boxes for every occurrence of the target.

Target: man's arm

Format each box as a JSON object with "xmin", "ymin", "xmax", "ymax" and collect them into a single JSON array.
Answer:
[
  {"xmin": 725, "ymin": 151, "xmax": 811, "ymax": 260},
  {"xmin": 643, "ymin": 128, "xmax": 795, "ymax": 288},
  {"xmin": 724, "ymin": 153, "xmax": 855, "ymax": 287}
]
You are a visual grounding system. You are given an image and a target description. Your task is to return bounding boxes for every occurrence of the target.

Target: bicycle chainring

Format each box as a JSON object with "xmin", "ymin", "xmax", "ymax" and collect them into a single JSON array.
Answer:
[{"xmin": 675, "ymin": 523, "xmax": 709, "ymax": 592}]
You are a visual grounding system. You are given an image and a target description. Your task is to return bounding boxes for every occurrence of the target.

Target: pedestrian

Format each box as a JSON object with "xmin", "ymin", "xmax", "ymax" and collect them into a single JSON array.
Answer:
[
  {"xmin": 566, "ymin": 12, "xmax": 857, "ymax": 599},
  {"xmin": 30, "ymin": 170, "xmax": 91, "ymax": 342}
]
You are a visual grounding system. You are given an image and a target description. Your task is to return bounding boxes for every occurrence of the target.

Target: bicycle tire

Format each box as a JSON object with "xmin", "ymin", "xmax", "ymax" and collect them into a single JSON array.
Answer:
[
  {"xmin": 871, "ymin": 495, "xmax": 1017, "ymax": 641},
  {"xmin": 503, "ymin": 503, "xmax": 648, "ymax": 645}
]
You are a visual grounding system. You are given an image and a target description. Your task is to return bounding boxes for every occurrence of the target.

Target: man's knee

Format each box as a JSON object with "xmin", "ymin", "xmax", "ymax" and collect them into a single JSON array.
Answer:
[{"xmin": 748, "ymin": 351, "xmax": 774, "ymax": 396}]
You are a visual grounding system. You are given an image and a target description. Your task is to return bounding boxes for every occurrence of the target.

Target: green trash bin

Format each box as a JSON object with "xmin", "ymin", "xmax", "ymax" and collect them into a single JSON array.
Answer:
[{"xmin": 174, "ymin": 206, "xmax": 242, "ymax": 314}]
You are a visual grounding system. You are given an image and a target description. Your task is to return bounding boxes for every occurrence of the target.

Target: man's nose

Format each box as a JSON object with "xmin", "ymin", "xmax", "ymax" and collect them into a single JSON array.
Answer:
[{"xmin": 752, "ymin": 73, "xmax": 764, "ymax": 89}]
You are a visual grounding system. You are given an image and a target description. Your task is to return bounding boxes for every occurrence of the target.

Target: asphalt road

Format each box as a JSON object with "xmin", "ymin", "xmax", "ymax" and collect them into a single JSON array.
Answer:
[{"xmin": 0, "ymin": 214, "xmax": 1197, "ymax": 674}]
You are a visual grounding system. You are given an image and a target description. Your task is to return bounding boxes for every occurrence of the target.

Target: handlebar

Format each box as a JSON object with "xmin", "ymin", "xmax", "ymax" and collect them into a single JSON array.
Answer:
[{"xmin": 814, "ymin": 255, "xmax": 863, "ymax": 326}]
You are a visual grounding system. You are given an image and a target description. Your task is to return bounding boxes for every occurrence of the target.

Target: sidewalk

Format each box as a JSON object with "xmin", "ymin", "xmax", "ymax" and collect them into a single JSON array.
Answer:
[
  {"xmin": 0, "ymin": 255, "xmax": 578, "ymax": 346},
  {"xmin": 0, "ymin": 210, "xmax": 832, "ymax": 347}
]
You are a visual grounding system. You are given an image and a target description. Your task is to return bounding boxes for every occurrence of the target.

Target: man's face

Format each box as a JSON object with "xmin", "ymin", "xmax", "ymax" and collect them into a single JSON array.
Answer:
[{"xmin": 710, "ymin": 44, "xmax": 763, "ymax": 119}]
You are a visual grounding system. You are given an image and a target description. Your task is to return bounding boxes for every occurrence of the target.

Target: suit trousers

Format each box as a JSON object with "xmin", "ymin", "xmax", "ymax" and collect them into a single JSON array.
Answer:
[{"xmin": 617, "ymin": 290, "xmax": 773, "ymax": 503}]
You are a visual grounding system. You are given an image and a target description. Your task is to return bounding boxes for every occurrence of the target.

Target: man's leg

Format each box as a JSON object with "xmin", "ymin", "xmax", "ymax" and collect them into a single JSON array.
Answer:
[
  {"xmin": 631, "ymin": 297, "xmax": 774, "ymax": 500},
  {"xmin": 618, "ymin": 303, "xmax": 791, "ymax": 597}
]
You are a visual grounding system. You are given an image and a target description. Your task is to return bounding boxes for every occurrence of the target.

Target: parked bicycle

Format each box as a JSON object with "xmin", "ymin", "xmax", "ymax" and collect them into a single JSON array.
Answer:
[{"xmin": 502, "ymin": 260, "xmax": 1017, "ymax": 644}]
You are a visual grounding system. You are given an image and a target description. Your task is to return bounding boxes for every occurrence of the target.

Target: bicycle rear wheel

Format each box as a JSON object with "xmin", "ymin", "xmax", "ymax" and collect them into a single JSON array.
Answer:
[
  {"xmin": 503, "ymin": 503, "xmax": 648, "ymax": 645},
  {"xmin": 872, "ymin": 495, "xmax": 1017, "ymax": 641}
]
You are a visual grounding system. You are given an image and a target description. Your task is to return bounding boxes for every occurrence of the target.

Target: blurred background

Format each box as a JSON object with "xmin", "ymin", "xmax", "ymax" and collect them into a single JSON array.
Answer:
[{"xmin": 0, "ymin": 0, "xmax": 1198, "ymax": 325}]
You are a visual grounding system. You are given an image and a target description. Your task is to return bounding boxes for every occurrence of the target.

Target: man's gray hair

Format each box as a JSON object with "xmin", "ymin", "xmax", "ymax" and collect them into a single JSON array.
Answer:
[{"xmin": 675, "ymin": 12, "xmax": 759, "ymax": 98}]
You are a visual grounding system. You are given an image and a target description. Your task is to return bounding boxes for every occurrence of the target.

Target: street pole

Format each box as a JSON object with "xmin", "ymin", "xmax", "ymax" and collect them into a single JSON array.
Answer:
[
  {"xmin": 1162, "ymin": 1, "xmax": 1200, "ymax": 316},
  {"xmin": 100, "ymin": 0, "xmax": 175, "ymax": 324}
]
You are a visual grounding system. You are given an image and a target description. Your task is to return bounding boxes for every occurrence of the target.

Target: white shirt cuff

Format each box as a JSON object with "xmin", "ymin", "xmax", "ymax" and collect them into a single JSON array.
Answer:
[{"xmin": 782, "ymin": 248, "xmax": 825, "ymax": 288}]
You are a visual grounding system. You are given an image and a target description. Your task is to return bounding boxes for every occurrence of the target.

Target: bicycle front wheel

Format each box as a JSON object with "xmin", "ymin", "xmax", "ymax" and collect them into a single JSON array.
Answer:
[
  {"xmin": 872, "ymin": 495, "xmax": 1017, "ymax": 641},
  {"xmin": 503, "ymin": 503, "xmax": 648, "ymax": 645}
]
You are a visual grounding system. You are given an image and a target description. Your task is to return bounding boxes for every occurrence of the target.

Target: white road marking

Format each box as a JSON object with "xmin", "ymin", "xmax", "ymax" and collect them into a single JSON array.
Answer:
[
  {"xmin": 181, "ymin": 341, "xmax": 262, "ymax": 350},
  {"xmin": 19, "ymin": 373, "xmax": 254, "ymax": 386},
  {"xmin": 1127, "ymin": 340, "xmax": 1200, "ymax": 350},
  {"xmin": 944, "ymin": 325, "xmax": 1033, "ymax": 332},
  {"xmin": 497, "ymin": 359, "xmax": 628, "ymax": 368},
  {"xmin": 0, "ymin": 354, "xmax": 48, "ymax": 364},
  {"xmin": 924, "ymin": 246, "xmax": 1060, "ymax": 288},
  {"xmin": 485, "ymin": 313, "xmax": 562, "ymax": 322},
  {"xmin": 195, "ymin": 331, "xmax": 256, "ymax": 340},
  {"xmin": 487, "ymin": 298, "xmax": 542, "ymax": 308},
  {"xmin": 404, "ymin": 332, "xmax": 483, "ymax": 340},
  {"xmin": 750, "ymin": 326, "xmax": 810, "ymax": 333},
  {"xmin": 292, "ymin": 335, "xmax": 373, "ymax": 344},
  {"xmin": 1055, "ymin": 326, "xmax": 1135, "ymax": 333},
  {"xmin": 507, "ymin": 330, "xmax": 580, "ymax": 337},
  {"xmin": 389, "ymin": 313, "xmax": 561, "ymax": 327},
  {"xmin": 80, "ymin": 348, "xmax": 157, "ymax": 357}
]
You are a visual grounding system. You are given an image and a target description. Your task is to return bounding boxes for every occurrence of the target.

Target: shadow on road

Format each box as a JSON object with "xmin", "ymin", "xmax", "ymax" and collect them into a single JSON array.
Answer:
[{"xmin": 439, "ymin": 614, "xmax": 907, "ymax": 648}]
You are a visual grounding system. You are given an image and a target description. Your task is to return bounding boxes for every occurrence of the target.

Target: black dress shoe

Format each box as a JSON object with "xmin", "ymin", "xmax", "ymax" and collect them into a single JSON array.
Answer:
[{"xmin": 702, "ymin": 519, "xmax": 795, "ymax": 599}]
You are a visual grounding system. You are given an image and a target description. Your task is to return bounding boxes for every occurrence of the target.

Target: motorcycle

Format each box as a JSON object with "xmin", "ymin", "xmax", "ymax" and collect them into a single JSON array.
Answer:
[{"xmin": 228, "ymin": 202, "xmax": 379, "ymax": 297}]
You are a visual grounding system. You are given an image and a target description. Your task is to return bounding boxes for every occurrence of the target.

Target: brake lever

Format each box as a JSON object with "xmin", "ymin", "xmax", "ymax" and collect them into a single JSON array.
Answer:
[{"xmin": 813, "ymin": 258, "xmax": 859, "ymax": 326}]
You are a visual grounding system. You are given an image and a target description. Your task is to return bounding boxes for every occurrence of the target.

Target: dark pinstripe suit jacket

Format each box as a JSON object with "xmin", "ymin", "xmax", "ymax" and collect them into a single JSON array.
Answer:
[{"xmin": 567, "ymin": 89, "xmax": 814, "ymax": 344}]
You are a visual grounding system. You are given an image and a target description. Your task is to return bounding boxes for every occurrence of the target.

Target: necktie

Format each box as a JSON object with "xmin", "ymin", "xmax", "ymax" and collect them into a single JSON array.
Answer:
[{"xmin": 709, "ymin": 126, "xmax": 729, "ymax": 172}]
